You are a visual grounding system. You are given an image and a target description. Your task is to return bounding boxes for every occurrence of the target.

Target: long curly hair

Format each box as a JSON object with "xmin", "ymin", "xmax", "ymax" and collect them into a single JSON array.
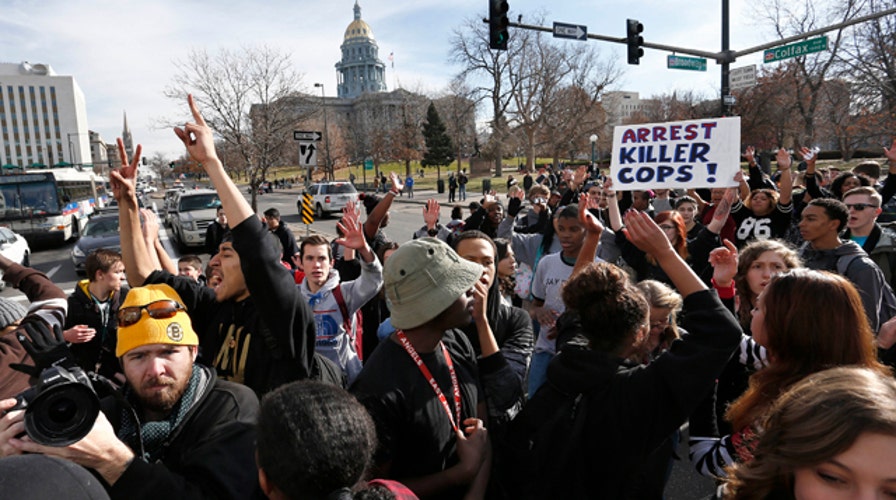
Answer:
[{"xmin": 724, "ymin": 366, "xmax": 896, "ymax": 499}]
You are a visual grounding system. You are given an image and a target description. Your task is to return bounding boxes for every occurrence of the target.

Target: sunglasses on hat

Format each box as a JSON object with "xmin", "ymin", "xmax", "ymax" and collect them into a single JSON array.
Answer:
[{"xmin": 118, "ymin": 299, "xmax": 185, "ymax": 327}]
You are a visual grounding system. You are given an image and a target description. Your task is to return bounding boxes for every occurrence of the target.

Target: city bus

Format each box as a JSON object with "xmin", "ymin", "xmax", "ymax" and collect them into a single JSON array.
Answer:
[{"xmin": 0, "ymin": 166, "xmax": 109, "ymax": 245}]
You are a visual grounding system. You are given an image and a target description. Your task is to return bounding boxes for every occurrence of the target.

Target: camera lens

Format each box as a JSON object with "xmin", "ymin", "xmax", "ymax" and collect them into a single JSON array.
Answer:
[
  {"xmin": 25, "ymin": 383, "xmax": 100, "ymax": 447},
  {"xmin": 47, "ymin": 398, "xmax": 78, "ymax": 423}
]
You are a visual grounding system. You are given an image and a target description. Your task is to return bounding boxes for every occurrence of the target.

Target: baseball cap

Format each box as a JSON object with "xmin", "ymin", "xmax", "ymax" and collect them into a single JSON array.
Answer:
[{"xmin": 383, "ymin": 238, "xmax": 482, "ymax": 330}]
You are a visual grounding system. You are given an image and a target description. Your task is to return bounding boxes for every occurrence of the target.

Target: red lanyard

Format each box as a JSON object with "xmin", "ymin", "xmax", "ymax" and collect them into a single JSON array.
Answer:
[{"xmin": 396, "ymin": 330, "xmax": 461, "ymax": 433}]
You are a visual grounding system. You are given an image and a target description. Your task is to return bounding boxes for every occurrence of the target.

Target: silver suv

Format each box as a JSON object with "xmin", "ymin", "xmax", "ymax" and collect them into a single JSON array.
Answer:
[
  {"xmin": 169, "ymin": 189, "xmax": 221, "ymax": 251},
  {"xmin": 298, "ymin": 182, "xmax": 359, "ymax": 218}
]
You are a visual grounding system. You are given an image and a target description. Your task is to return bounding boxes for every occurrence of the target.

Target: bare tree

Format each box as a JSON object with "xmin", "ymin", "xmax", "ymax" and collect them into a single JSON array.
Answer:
[
  {"xmin": 450, "ymin": 16, "xmax": 519, "ymax": 176},
  {"xmin": 760, "ymin": 0, "xmax": 863, "ymax": 146},
  {"xmin": 435, "ymin": 78, "xmax": 478, "ymax": 177},
  {"xmin": 165, "ymin": 46, "xmax": 304, "ymax": 211}
]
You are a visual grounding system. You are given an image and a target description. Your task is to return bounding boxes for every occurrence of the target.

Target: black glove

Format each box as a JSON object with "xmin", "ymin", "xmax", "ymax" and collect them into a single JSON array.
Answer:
[
  {"xmin": 507, "ymin": 196, "xmax": 523, "ymax": 217},
  {"xmin": 10, "ymin": 320, "xmax": 78, "ymax": 378}
]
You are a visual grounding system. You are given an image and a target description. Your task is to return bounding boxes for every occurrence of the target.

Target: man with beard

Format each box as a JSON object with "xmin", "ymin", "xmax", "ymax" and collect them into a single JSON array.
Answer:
[{"xmin": 0, "ymin": 284, "xmax": 260, "ymax": 500}]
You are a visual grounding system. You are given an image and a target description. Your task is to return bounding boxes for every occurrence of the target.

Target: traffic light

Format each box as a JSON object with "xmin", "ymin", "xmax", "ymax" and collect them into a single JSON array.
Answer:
[
  {"xmin": 489, "ymin": 0, "xmax": 509, "ymax": 51},
  {"xmin": 169, "ymin": 162, "xmax": 175, "ymax": 169},
  {"xmin": 141, "ymin": 157, "xmax": 147, "ymax": 166},
  {"xmin": 626, "ymin": 19, "xmax": 644, "ymax": 65}
]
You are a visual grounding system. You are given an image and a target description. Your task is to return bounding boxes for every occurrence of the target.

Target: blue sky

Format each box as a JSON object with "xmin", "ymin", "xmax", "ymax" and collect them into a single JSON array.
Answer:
[{"xmin": 1, "ymin": 0, "xmax": 774, "ymax": 159}]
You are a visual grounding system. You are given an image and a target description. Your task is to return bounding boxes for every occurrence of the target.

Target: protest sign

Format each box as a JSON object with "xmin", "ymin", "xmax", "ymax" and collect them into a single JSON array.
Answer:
[{"xmin": 609, "ymin": 117, "xmax": 741, "ymax": 190}]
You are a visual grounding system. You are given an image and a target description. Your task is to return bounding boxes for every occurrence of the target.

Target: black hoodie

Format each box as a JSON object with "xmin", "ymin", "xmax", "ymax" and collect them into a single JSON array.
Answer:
[{"xmin": 504, "ymin": 289, "xmax": 740, "ymax": 499}]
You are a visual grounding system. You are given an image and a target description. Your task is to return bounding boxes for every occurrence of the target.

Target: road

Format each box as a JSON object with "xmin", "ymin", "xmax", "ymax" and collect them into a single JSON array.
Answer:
[
  {"xmin": 0, "ymin": 186, "xmax": 444, "ymax": 302},
  {"xmin": 2, "ymin": 184, "xmax": 716, "ymax": 498}
]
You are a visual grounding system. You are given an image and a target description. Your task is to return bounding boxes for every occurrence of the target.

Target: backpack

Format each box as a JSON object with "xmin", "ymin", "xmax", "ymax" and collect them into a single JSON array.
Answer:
[
  {"xmin": 332, "ymin": 286, "xmax": 365, "ymax": 361},
  {"xmin": 837, "ymin": 253, "xmax": 896, "ymax": 329},
  {"xmin": 503, "ymin": 379, "xmax": 594, "ymax": 498}
]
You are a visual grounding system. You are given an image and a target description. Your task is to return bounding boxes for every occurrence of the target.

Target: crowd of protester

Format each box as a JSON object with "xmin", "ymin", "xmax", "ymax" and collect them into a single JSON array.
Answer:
[{"xmin": 1, "ymin": 95, "xmax": 895, "ymax": 499}]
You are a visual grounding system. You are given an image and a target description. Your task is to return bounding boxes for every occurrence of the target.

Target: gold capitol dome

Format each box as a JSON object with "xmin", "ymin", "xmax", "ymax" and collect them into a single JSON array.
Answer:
[{"xmin": 343, "ymin": 1, "xmax": 375, "ymax": 41}]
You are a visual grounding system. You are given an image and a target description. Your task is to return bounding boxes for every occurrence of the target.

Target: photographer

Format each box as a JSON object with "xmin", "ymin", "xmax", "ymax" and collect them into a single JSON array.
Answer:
[
  {"xmin": 0, "ymin": 253, "xmax": 68, "ymax": 400},
  {"xmin": 0, "ymin": 283, "xmax": 259, "ymax": 500}
]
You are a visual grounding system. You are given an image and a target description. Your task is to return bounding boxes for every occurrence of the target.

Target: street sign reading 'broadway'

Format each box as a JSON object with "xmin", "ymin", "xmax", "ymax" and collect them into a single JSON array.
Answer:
[
  {"xmin": 667, "ymin": 55, "xmax": 707, "ymax": 71},
  {"xmin": 764, "ymin": 36, "xmax": 828, "ymax": 63}
]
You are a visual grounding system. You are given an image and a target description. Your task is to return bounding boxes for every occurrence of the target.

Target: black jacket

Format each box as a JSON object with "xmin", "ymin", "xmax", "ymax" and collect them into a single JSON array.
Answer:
[
  {"xmin": 204, "ymin": 220, "xmax": 228, "ymax": 256},
  {"xmin": 146, "ymin": 216, "xmax": 327, "ymax": 397},
  {"xmin": 505, "ymin": 290, "xmax": 740, "ymax": 499},
  {"xmin": 65, "ymin": 281, "xmax": 126, "ymax": 379},
  {"xmin": 105, "ymin": 366, "xmax": 261, "ymax": 500}
]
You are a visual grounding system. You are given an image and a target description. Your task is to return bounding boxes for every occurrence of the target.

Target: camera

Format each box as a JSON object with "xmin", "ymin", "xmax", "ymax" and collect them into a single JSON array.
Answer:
[
  {"xmin": 533, "ymin": 197, "xmax": 547, "ymax": 205},
  {"xmin": 6, "ymin": 365, "xmax": 100, "ymax": 447}
]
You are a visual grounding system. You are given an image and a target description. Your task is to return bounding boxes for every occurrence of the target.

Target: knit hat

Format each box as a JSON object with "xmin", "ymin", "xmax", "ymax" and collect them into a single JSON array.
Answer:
[
  {"xmin": 116, "ymin": 284, "xmax": 199, "ymax": 357},
  {"xmin": 383, "ymin": 237, "xmax": 482, "ymax": 330},
  {"xmin": 0, "ymin": 297, "xmax": 27, "ymax": 329}
]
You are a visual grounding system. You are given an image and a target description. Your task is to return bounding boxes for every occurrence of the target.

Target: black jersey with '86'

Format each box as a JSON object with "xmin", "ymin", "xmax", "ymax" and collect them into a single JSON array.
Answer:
[{"xmin": 731, "ymin": 200, "xmax": 793, "ymax": 248}]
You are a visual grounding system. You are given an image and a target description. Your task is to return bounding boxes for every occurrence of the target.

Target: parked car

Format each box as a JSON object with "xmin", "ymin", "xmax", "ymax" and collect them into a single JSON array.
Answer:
[
  {"xmin": 298, "ymin": 181, "xmax": 359, "ymax": 219},
  {"xmin": 169, "ymin": 190, "xmax": 220, "ymax": 251},
  {"xmin": 0, "ymin": 227, "xmax": 30, "ymax": 290},
  {"xmin": 71, "ymin": 213, "xmax": 122, "ymax": 276}
]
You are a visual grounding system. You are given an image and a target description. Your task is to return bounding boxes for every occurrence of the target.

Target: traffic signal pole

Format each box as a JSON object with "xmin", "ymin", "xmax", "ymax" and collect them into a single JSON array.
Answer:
[{"xmin": 489, "ymin": 3, "xmax": 896, "ymax": 117}]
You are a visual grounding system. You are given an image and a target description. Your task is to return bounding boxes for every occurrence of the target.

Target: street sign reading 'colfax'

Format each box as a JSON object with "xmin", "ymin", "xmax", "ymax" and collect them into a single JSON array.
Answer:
[{"xmin": 763, "ymin": 36, "xmax": 828, "ymax": 63}]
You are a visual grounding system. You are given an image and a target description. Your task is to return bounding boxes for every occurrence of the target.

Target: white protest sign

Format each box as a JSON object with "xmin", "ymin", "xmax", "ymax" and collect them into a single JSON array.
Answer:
[{"xmin": 610, "ymin": 117, "xmax": 741, "ymax": 190}]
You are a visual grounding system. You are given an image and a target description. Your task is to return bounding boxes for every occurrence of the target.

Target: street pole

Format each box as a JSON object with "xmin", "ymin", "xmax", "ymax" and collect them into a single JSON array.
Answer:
[
  {"xmin": 314, "ymin": 83, "xmax": 332, "ymax": 181},
  {"xmin": 721, "ymin": 0, "xmax": 731, "ymax": 117}
]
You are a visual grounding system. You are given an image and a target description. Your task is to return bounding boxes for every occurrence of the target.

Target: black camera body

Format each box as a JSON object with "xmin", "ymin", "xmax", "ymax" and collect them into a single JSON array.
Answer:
[{"xmin": 8, "ymin": 365, "xmax": 100, "ymax": 447}]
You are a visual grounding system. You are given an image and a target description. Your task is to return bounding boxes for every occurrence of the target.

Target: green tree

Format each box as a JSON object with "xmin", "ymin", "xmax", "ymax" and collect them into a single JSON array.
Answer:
[{"xmin": 421, "ymin": 102, "xmax": 455, "ymax": 179}]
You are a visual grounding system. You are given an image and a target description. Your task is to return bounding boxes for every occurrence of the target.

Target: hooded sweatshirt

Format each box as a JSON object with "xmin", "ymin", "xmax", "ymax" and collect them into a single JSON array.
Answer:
[
  {"xmin": 799, "ymin": 239, "xmax": 894, "ymax": 332},
  {"xmin": 299, "ymin": 259, "xmax": 382, "ymax": 383}
]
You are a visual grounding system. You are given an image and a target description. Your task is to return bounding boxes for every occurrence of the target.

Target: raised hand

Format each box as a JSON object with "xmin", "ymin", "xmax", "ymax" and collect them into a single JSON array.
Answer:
[
  {"xmin": 623, "ymin": 209, "xmax": 674, "ymax": 257},
  {"xmin": 799, "ymin": 146, "xmax": 817, "ymax": 171},
  {"xmin": 423, "ymin": 199, "xmax": 440, "ymax": 229},
  {"xmin": 578, "ymin": 193, "xmax": 604, "ymax": 236},
  {"xmin": 775, "ymin": 148, "xmax": 792, "ymax": 170},
  {"xmin": 109, "ymin": 138, "xmax": 142, "ymax": 203},
  {"xmin": 335, "ymin": 206, "xmax": 367, "ymax": 251},
  {"xmin": 173, "ymin": 94, "xmax": 218, "ymax": 166},
  {"xmin": 389, "ymin": 172, "xmax": 402, "ymax": 193},
  {"xmin": 573, "ymin": 165, "xmax": 588, "ymax": 186},
  {"xmin": 884, "ymin": 138, "xmax": 896, "ymax": 164},
  {"xmin": 709, "ymin": 239, "xmax": 738, "ymax": 287},
  {"xmin": 744, "ymin": 146, "xmax": 756, "ymax": 165}
]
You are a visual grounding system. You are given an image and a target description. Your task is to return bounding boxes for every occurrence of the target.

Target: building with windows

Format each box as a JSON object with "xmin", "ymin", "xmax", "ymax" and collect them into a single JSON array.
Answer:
[
  {"xmin": 0, "ymin": 62, "xmax": 90, "ymax": 168},
  {"xmin": 335, "ymin": 1, "xmax": 387, "ymax": 99}
]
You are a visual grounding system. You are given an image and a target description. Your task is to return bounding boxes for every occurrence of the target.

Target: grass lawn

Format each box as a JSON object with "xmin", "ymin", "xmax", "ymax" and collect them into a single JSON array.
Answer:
[{"xmin": 262, "ymin": 155, "xmax": 893, "ymax": 193}]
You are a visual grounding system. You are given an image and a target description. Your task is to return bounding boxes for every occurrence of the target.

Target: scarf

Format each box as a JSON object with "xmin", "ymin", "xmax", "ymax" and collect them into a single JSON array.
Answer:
[{"xmin": 119, "ymin": 365, "xmax": 204, "ymax": 462}]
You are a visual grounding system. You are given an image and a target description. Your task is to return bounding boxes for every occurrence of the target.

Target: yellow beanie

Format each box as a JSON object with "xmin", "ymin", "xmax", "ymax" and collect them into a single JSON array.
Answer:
[{"xmin": 116, "ymin": 284, "xmax": 199, "ymax": 357}]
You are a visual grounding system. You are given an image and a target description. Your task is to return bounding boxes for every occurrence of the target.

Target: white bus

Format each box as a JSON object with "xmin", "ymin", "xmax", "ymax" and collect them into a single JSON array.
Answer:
[{"xmin": 0, "ymin": 167, "xmax": 109, "ymax": 245}]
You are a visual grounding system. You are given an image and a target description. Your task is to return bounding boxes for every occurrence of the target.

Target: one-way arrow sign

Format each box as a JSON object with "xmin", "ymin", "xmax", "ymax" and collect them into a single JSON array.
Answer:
[
  {"xmin": 293, "ymin": 130, "xmax": 322, "ymax": 141},
  {"xmin": 553, "ymin": 22, "xmax": 587, "ymax": 41}
]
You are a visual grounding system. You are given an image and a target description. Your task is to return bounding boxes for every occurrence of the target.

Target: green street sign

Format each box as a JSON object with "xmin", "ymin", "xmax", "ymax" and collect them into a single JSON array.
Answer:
[
  {"xmin": 364, "ymin": 159, "xmax": 374, "ymax": 171},
  {"xmin": 667, "ymin": 55, "xmax": 707, "ymax": 71},
  {"xmin": 764, "ymin": 36, "xmax": 828, "ymax": 63}
]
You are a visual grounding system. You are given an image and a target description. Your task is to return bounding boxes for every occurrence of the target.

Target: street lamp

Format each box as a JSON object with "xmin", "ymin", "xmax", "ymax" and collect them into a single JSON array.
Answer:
[
  {"xmin": 590, "ymin": 134, "xmax": 598, "ymax": 173},
  {"xmin": 313, "ymin": 83, "xmax": 332, "ymax": 181}
]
